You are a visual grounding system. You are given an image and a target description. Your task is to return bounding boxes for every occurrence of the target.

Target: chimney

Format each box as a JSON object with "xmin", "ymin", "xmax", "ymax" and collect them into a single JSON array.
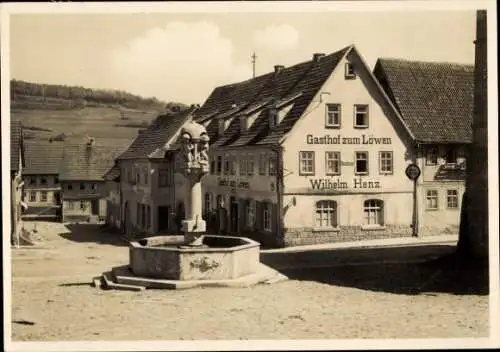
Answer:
[
  {"xmin": 274, "ymin": 65, "xmax": 285, "ymax": 74},
  {"xmin": 87, "ymin": 137, "xmax": 95, "ymax": 147},
  {"xmin": 313, "ymin": 53, "xmax": 326, "ymax": 62}
]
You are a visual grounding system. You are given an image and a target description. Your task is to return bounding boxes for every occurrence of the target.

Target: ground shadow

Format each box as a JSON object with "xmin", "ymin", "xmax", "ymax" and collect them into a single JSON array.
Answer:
[
  {"xmin": 260, "ymin": 244, "xmax": 489, "ymax": 296},
  {"xmin": 58, "ymin": 223, "xmax": 127, "ymax": 247}
]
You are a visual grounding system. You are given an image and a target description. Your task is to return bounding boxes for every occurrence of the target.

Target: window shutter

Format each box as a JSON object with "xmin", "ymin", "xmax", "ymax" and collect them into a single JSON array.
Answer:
[{"xmin": 255, "ymin": 201, "xmax": 262, "ymax": 231}]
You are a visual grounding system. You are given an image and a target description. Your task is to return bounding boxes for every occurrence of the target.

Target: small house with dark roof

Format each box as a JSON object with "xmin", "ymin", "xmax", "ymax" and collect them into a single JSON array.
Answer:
[
  {"xmin": 112, "ymin": 106, "xmax": 197, "ymax": 237},
  {"xmin": 10, "ymin": 119, "xmax": 26, "ymax": 244},
  {"xmin": 22, "ymin": 140, "xmax": 64, "ymax": 220},
  {"xmin": 374, "ymin": 58, "xmax": 473, "ymax": 237},
  {"xmin": 59, "ymin": 138, "xmax": 126, "ymax": 222}
]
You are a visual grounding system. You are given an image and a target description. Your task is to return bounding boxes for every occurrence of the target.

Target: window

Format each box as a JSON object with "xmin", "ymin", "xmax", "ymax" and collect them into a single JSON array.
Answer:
[
  {"xmin": 210, "ymin": 157, "xmax": 215, "ymax": 175},
  {"xmin": 158, "ymin": 167, "xmax": 170, "ymax": 187},
  {"xmin": 216, "ymin": 195, "xmax": 225, "ymax": 208},
  {"xmin": 239, "ymin": 157, "xmax": 247, "ymax": 176},
  {"xmin": 90, "ymin": 183, "xmax": 97, "ymax": 191},
  {"xmin": 426, "ymin": 147, "xmax": 438, "ymax": 165},
  {"xmin": 354, "ymin": 104, "xmax": 368, "ymax": 128},
  {"xmin": 141, "ymin": 204, "xmax": 146, "ymax": 229},
  {"xmin": 67, "ymin": 184, "xmax": 73, "ymax": 191},
  {"xmin": 40, "ymin": 191, "xmax": 47, "ymax": 202},
  {"xmin": 216, "ymin": 156, "xmax": 222, "ymax": 175},
  {"xmin": 325, "ymin": 152, "xmax": 341, "ymax": 175},
  {"xmin": 229, "ymin": 156, "xmax": 236, "ymax": 175},
  {"xmin": 268, "ymin": 108, "xmax": 278, "ymax": 128},
  {"xmin": 247, "ymin": 156, "xmax": 254, "ymax": 176},
  {"xmin": 136, "ymin": 203, "xmax": 141, "ymax": 227},
  {"xmin": 27, "ymin": 177, "xmax": 35, "ymax": 185},
  {"xmin": 136, "ymin": 171, "xmax": 141, "ymax": 184},
  {"xmin": 40, "ymin": 177, "xmax": 47, "ymax": 185},
  {"xmin": 325, "ymin": 104, "xmax": 341, "ymax": 128},
  {"xmin": 447, "ymin": 190, "xmax": 459, "ymax": 209},
  {"xmin": 379, "ymin": 151, "xmax": 393, "ymax": 174},
  {"xmin": 299, "ymin": 151, "xmax": 315, "ymax": 175},
  {"xmin": 364, "ymin": 199, "xmax": 383, "ymax": 226},
  {"xmin": 80, "ymin": 183, "xmax": 85, "ymax": 190},
  {"xmin": 144, "ymin": 169, "xmax": 148, "ymax": 185},
  {"xmin": 217, "ymin": 118, "xmax": 225, "ymax": 136},
  {"xmin": 426, "ymin": 190, "xmax": 439, "ymax": 210},
  {"xmin": 263, "ymin": 203, "xmax": 272, "ymax": 231},
  {"xmin": 224, "ymin": 157, "xmax": 230, "ymax": 175},
  {"xmin": 204, "ymin": 193, "xmax": 212, "ymax": 214},
  {"xmin": 29, "ymin": 191, "xmax": 36, "ymax": 202},
  {"xmin": 355, "ymin": 152, "xmax": 369, "ymax": 175},
  {"xmin": 345, "ymin": 62, "xmax": 356, "ymax": 79},
  {"xmin": 259, "ymin": 155, "xmax": 267, "ymax": 175},
  {"xmin": 146, "ymin": 205, "xmax": 151, "ymax": 229},
  {"xmin": 54, "ymin": 176, "xmax": 59, "ymax": 184},
  {"xmin": 269, "ymin": 157, "xmax": 277, "ymax": 176},
  {"xmin": 80, "ymin": 201, "xmax": 86, "ymax": 210},
  {"xmin": 66, "ymin": 201, "xmax": 74, "ymax": 210},
  {"xmin": 445, "ymin": 147, "xmax": 457, "ymax": 165},
  {"xmin": 246, "ymin": 200, "xmax": 256, "ymax": 228},
  {"xmin": 315, "ymin": 200, "xmax": 338, "ymax": 228}
]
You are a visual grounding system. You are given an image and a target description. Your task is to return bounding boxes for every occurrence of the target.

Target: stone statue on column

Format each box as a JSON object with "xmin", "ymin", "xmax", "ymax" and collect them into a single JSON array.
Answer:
[{"xmin": 178, "ymin": 121, "xmax": 210, "ymax": 247}]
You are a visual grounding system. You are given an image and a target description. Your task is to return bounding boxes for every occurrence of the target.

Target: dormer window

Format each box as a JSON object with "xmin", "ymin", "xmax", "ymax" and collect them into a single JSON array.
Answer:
[
  {"xmin": 239, "ymin": 116, "xmax": 247, "ymax": 134},
  {"xmin": 345, "ymin": 62, "xmax": 356, "ymax": 79},
  {"xmin": 217, "ymin": 118, "xmax": 225, "ymax": 136},
  {"xmin": 268, "ymin": 107, "xmax": 278, "ymax": 128}
]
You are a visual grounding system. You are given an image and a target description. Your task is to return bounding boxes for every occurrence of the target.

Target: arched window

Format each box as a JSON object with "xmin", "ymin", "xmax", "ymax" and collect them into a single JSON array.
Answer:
[
  {"xmin": 216, "ymin": 195, "xmax": 225, "ymax": 209},
  {"xmin": 364, "ymin": 199, "xmax": 384, "ymax": 226},
  {"xmin": 315, "ymin": 200, "xmax": 338, "ymax": 228},
  {"xmin": 204, "ymin": 193, "xmax": 212, "ymax": 213}
]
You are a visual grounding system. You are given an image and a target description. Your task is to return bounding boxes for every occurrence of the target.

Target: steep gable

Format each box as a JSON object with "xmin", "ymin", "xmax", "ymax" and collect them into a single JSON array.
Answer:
[
  {"xmin": 374, "ymin": 58, "xmax": 474, "ymax": 144},
  {"xmin": 117, "ymin": 106, "xmax": 197, "ymax": 160}
]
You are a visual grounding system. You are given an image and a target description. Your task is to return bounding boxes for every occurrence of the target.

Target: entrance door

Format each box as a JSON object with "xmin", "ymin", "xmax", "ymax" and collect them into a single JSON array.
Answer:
[
  {"xmin": 230, "ymin": 196, "xmax": 238, "ymax": 234},
  {"xmin": 91, "ymin": 199, "xmax": 99, "ymax": 215},
  {"xmin": 158, "ymin": 206, "xmax": 170, "ymax": 232}
]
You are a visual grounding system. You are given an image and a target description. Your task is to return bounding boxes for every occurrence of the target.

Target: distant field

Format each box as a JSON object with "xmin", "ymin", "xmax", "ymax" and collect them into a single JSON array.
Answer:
[{"xmin": 11, "ymin": 98, "xmax": 162, "ymax": 148}]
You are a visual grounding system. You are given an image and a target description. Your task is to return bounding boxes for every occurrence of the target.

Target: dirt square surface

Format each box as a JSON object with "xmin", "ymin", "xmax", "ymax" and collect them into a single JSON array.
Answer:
[{"xmin": 9, "ymin": 222, "xmax": 489, "ymax": 341}]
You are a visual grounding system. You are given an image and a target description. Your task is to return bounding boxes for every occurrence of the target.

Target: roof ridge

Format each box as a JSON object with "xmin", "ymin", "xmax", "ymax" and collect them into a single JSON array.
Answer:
[{"xmin": 378, "ymin": 57, "xmax": 474, "ymax": 68}]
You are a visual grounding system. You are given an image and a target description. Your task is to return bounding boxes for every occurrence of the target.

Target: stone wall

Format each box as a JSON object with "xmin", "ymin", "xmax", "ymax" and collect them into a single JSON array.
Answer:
[{"xmin": 282, "ymin": 224, "xmax": 413, "ymax": 247}]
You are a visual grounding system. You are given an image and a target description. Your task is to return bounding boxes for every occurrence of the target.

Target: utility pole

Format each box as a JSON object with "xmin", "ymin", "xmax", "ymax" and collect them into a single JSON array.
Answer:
[{"xmin": 251, "ymin": 52, "xmax": 257, "ymax": 78}]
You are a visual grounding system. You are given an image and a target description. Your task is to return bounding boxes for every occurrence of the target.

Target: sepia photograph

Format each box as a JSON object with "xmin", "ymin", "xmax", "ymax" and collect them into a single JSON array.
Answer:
[{"xmin": 1, "ymin": 1, "xmax": 498, "ymax": 351}]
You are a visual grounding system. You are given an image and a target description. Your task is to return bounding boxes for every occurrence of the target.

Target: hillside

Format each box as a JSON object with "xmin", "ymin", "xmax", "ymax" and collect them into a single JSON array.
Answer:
[{"xmin": 10, "ymin": 80, "xmax": 190, "ymax": 148}]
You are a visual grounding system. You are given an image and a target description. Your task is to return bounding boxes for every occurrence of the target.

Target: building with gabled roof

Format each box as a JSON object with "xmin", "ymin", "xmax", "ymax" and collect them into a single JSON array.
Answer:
[
  {"xmin": 112, "ymin": 106, "xmax": 198, "ymax": 237},
  {"xmin": 106, "ymin": 44, "xmax": 474, "ymax": 248},
  {"xmin": 21, "ymin": 138, "xmax": 125, "ymax": 223},
  {"xmin": 374, "ymin": 58, "xmax": 473, "ymax": 239}
]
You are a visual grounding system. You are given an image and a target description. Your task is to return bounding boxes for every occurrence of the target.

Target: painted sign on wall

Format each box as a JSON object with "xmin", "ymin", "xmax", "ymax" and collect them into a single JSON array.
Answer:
[
  {"xmin": 306, "ymin": 134, "xmax": 392, "ymax": 145},
  {"xmin": 310, "ymin": 178, "xmax": 381, "ymax": 190},
  {"xmin": 217, "ymin": 177, "xmax": 250, "ymax": 189}
]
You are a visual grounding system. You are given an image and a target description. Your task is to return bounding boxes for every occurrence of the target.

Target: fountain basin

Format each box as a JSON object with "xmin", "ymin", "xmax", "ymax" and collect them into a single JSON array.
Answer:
[{"xmin": 129, "ymin": 235, "xmax": 260, "ymax": 281}]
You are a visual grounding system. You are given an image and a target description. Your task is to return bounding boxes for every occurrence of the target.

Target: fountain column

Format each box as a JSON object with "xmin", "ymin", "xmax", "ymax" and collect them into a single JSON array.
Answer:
[{"xmin": 178, "ymin": 123, "xmax": 210, "ymax": 246}]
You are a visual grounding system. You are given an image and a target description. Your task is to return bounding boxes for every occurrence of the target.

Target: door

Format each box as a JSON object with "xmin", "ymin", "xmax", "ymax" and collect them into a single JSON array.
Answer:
[
  {"xmin": 158, "ymin": 206, "xmax": 170, "ymax": 232},
  {"xmin": 230, "ymin": 196, "xmax": 238, "ymax": 234},
  {"xmin": 91, "ymin": 199, "xmax": 99, "ymax": 215}
]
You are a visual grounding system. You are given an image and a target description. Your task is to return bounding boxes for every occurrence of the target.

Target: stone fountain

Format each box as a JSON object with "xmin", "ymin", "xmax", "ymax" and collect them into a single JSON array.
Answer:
[{"xmin": 95, "ymin": 121, "xmax": 286, "ymax": 290}]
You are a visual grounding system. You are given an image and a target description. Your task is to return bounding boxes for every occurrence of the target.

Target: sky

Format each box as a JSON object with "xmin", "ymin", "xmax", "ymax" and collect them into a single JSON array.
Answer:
[{"xmin": 9, "ymin": 9, "xmax": 477, "ymax": 105}]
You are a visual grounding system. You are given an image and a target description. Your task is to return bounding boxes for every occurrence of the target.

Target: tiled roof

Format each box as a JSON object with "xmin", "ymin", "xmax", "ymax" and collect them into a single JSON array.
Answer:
[
  {"xmin": 23, "ymin": 140, "xmax": 65, "ymax": 175},
  {"xmin": 11, "ymin": 119, "xmax": 23, "ymax": 172},
  {"xmin": 373, "ymin": 58, "xmax": 474, "ymax": 144},
  {"xmin": 117, "ymin": 107, "xmax": 196, "ymax": 160},
  {"xmin": 194, "ymin": 46, "xmax": 351, "ymax": 148},
  {"xmin": 103, "ymin": 165, "xmax": 120, "ymax": 181},
  {"xmin": 59, "ymin": 143, "xmax": 126, "ymax": 181}
]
